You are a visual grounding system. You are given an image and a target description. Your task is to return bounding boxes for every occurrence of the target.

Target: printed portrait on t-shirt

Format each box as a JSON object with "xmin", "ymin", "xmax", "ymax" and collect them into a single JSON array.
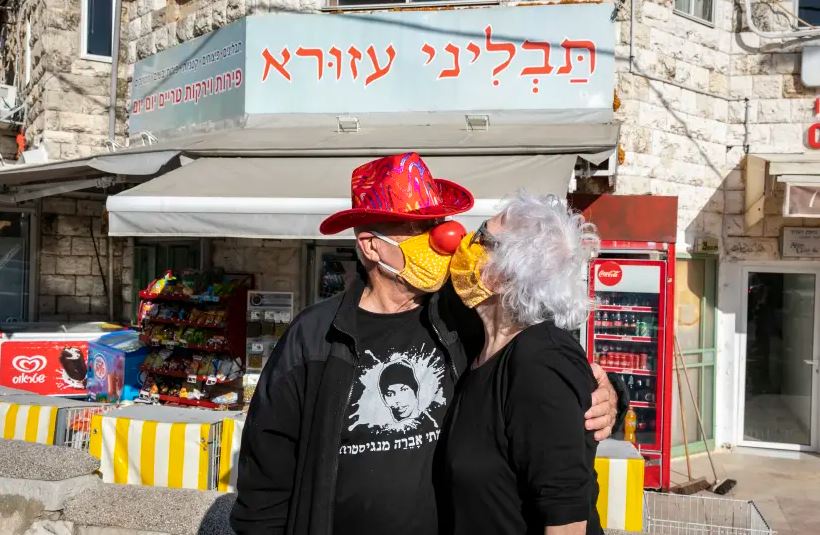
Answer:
[
  {"xmin": 379, "ymin": 360, "xmax": 424, "ymax": 423},
  {"xmin": 347, "ymin": 346, "xmax": 446, "ymax": 435}
]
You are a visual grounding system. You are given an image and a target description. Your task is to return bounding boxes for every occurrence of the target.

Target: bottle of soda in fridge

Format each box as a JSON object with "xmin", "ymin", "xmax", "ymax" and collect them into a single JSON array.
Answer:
[{"xmin": 624, "ymin": 406, "xmax": 637, "ymax": 445}]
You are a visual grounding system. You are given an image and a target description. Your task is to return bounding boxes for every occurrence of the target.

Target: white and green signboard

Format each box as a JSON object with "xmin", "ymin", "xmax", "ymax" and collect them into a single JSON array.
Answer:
[{"xmin": 129, "ymin": 4, "xmax": 615, "ymax": 135}]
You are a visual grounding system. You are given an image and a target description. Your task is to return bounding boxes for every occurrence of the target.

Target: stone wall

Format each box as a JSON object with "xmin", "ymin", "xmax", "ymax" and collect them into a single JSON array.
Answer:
[
  {"xmin": 613, "ymin": 0, "xmax": 819, "ymax": 256},
  {"xmin": 39, "ymin": 196, "xmax": 127, "ymax": 323},
  {"xmin": 211, "ymin": 238, "xmax": 304, "ymax": 307},
  {"xmin": 2, "ymin": 0, "xmax": 116, "ymax": 160}
]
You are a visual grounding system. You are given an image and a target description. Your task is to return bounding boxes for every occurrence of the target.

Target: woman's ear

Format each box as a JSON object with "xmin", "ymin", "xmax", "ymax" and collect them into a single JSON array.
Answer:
[{"xmin": 479, "ymin": 260, "xmax": 502, "ymax": 294}]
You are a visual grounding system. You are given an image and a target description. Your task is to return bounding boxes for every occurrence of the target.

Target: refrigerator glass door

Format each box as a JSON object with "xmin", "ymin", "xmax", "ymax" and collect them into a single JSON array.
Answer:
[{"xmin": 588, "ymin": 259, "xmax": 667, "ymax": 453}]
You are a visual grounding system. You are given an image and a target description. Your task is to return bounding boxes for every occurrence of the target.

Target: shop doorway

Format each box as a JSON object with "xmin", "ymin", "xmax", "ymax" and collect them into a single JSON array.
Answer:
[
  {"xmin": 132, "ymin": 240, "xmax": 202, "ymax": 321},
  {"xmin": 0, "ymin": 210, "xmax": 32, "ymax": 323},
  {"xmin": 740, "ymin": 267, "xmax": 820, "ymax": 451},
  {"xmin": 672, "ymin": 256, "xmax": 717, "ymax": 457}
]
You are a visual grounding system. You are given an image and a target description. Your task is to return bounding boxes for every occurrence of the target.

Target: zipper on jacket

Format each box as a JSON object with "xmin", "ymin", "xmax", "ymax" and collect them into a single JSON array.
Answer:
[{"xmin": 327, "ymin": 323, "xmax": 359, "ymax": 529}]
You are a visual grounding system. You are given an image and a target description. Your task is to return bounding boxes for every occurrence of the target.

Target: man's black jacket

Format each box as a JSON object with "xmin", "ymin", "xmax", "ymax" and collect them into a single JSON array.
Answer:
[{"xmin": 229, "ymin": 277, "xmax": 627, "ymax": 535}]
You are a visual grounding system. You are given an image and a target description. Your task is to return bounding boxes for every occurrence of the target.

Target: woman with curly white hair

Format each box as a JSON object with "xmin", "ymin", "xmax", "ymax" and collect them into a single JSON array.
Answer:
[{"xmin": 438, "ymin": 192, "xmax": 603, "ymax": 535}]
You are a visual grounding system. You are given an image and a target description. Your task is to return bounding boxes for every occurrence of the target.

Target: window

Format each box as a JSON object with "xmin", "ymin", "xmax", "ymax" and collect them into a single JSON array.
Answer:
[
  {"xmin": 81, "ymin": 0, "xmax": 114, "ymax": 61},
  {"xmin": 674, "ymin": 0, "xmax": 714, "ymax": 24},
  {"xmin": 24, "ymin": 18, "xmax": 31, "ymax": 85},
  {"xmin": 0, "ymin": 211, "xmax": 32, "ymax": 323},
  {"xmin": 671, "ymin": 256, "xmax": 717, "ymax": 456},
  {"xmin": 798, "ymin": 0, "xmax": 820, "ymax": 26}
]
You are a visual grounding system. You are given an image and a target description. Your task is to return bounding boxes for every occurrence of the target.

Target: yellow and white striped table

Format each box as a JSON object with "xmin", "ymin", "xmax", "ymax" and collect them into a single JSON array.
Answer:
[
  {"xmin": 217, "ymin": 415, "xmax": 245, "ymax": 492},
  {"xmin": 0, "ymin": 401, "xmax": 58, "ymax": 444},
  {"xmin": 595, "ymin": 440, "xmax": 645, "ymax": 532},
  {"xmin": 89, "ymin": 413, "xmax": 214, "ymax": 490}
]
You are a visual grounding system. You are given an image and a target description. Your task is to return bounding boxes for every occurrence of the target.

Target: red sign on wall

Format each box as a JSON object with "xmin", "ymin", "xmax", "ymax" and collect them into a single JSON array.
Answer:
[
  {"xmin": 809, "ymin": 98, "xmax": 820, "ymax": 150},
  {"xmin": 0, "ymin": 341, "xmax": 89, "ymax": 396}
]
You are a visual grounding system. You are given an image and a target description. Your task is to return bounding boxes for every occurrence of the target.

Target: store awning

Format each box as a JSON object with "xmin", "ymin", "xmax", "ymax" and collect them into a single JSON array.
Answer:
[
  {"xmin": 744, "ymin": 153, "xmax": 820, "ymax": 228},
  {"xmin": 0, "ymin": 150, "xmax": 180, "ymax": 203},
  {"xmin": 107, "ymin": 152, "xmax": 607, "ymax": 239},
  {"xmin": 115, "ymin": 120, "xmax": 620, "ymax": 157}
]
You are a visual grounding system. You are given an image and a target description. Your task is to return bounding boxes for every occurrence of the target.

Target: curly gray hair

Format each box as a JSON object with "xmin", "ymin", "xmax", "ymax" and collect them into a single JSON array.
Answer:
[{"xmin": 483, "ymin": 192, "xmax": 600, "ymax": 330}]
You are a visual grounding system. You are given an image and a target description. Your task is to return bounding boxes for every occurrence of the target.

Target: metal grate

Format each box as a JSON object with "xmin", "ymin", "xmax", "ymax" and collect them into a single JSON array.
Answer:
[
  {"xmin": 56, "ymin": 404, "xmax": 113, "ymax": 451},
  {"xmin": 606, "ymin": 492, "xmax": 776, "ymax": 535},
  {"xmin": 208, "ymin": 421, "xmax": 223, "ymax": 490}
]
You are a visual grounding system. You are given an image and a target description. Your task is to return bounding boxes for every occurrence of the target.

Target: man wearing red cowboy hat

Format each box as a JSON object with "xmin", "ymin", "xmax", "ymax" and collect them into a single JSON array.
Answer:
[{"xmin": 230, "ymin": 152, "xmax": 624, "ymax": 535}]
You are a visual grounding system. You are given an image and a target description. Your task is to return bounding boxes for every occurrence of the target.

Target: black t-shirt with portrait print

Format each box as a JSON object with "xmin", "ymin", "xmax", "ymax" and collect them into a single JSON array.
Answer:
[{"xmin": 333, "ymin": 302, "xmax": 455, "ymax": 535}]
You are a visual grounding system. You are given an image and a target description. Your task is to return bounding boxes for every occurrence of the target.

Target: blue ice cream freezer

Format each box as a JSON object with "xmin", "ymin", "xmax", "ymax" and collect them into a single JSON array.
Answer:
[{"xmin": 86, "ymin": 331, "xmax": 149, "ymax": 402}]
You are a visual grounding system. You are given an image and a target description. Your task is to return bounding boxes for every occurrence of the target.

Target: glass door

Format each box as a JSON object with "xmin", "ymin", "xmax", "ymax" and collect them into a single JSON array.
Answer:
[
  {"xmin": 672, "ymin": 257, "xmax": 717, "ymax": 456},
  {"xmin": 0, "ymin": 211, "xmax": 31, "ymax": 323},
  {"xmin": 589, "ymin": 260, "xmax": 666, "ymax": 450},
  {"xmin": 741, "ymin": 268, "xmax": 820, "ymax": 451}
]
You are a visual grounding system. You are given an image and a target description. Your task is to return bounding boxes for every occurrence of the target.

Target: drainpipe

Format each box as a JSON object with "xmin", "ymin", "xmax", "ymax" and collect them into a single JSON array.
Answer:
[
  {"xmin": 108, "ymin": 0, "xmax": 122, "ymax": 145},
  {"xmin": 743, "ymin": 98, "xmax": 751, "ymax": 154},
  {"xmin": 107, "ymin": 0, "xmax": 122, "ymax": 322}
]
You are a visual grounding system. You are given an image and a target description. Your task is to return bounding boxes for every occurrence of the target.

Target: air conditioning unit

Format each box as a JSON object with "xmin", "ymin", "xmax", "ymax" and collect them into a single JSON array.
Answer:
[
  {"xmin": 803, "ymin": 47, "xmax": 820, "ymax": 88},
  {"xmin": 0, "ymin": 84, "xmax": 17, "ymax": 114}
]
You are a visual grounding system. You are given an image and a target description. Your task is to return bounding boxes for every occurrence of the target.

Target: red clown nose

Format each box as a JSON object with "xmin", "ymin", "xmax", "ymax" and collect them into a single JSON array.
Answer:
[{"xmin": 430, "ymin": 220, "xmax": 467, "ymax": 255}]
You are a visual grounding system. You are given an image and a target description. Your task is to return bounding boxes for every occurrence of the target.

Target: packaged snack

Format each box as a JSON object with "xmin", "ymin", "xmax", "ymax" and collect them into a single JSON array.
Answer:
[
  {"xmin": 207, "ymin": 335, "xmax": 227, "ymax": 349},
  {"xmin": 211, "ymin": 391, "xmax": 238, "ymax": 405},
  {"xmin": 184, "ymin": 358, "xmax": 199, "ymax": 375},
  {"xmin": 147, "ymin": 270, "xmax": 176, "ymax": 295},
  {"xmin": 226, "ymin": 359, "xmax": 242, "ymax": 381},
  {"xmin": 196, "ymin": 356, "xmax": 212, "ymax": 376}
]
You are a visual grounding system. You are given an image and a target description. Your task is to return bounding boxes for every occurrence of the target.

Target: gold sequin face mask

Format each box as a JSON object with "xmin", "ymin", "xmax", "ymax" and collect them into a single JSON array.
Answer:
[
  {"xmin": 372, "ymin": 231, "xmax": 454, "ymax": 293},
  {"xmin": 449, "ymin": 231, "xmax": 494, "ymax": 308}
]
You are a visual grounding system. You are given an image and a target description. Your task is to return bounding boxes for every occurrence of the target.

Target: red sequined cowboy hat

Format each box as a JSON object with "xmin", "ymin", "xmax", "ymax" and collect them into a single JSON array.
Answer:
[{"xmin": 319, "ymin": 152, "xmax": 475, "ymax": 235}]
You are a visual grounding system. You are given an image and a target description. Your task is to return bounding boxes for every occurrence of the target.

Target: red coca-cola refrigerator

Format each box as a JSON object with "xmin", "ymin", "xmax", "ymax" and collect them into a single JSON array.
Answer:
[{"xmin": 570, "ymin": 194, "xmax": 677, "ymax": 491}]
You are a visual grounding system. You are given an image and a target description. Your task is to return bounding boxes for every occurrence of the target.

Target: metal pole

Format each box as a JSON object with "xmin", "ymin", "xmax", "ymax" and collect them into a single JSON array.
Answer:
[
  {"xmin": 108, "ymin": 0, "xmax": 122, "ymax": 145},
  {"xmin": 107, "ymin": 0, "xmax": 122, "ymax": 322},
  {"xmin": 108, "ymin": 235, "xmax": 114, "ymax": 322}
]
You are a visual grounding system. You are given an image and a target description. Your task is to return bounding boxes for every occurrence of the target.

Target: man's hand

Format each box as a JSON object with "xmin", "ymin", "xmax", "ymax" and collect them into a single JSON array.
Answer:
[{"xmin": 585, "ymin": 363, "xmax": 618, "ymax": 441}]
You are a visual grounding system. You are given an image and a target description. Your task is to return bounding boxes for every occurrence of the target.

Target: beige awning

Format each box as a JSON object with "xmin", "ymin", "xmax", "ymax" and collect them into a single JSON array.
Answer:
[
  {"xmin": 744, "ymin": 153, "xmax": 820, "ymax": 228},
  {"xmin": 0, "ymin": 151, "xmax": 181, "ymax": 203},
  {"xmin": 107, "ymin": 152, "xmax": 607, "ymax": 239},
  {"xmin": 116, "ymin": 121, "xmax": 620, "ymax": 157}
]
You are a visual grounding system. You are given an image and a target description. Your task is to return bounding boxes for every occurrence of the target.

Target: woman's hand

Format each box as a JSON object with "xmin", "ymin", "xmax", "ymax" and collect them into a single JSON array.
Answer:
[{"xmin": 584, "ymin": 363, "xmax": 618, "ymax": 441}]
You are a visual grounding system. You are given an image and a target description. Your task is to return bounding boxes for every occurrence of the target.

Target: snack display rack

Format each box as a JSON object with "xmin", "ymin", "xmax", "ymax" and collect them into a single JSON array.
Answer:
[{"xmin": 136, "ymin": 271, "xmax": 251, "ymax": 410}]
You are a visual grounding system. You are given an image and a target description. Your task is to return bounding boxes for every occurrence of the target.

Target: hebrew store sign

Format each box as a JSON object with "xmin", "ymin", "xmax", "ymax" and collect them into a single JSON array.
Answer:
[{"xmin": 129, "ymin": 4, "xmax": 615, "ymax": 134}]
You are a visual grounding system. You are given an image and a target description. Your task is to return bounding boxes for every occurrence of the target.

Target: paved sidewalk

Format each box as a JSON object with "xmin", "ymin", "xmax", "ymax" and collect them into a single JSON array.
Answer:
[{"xmin": 671, "ymin": 449, "xmax": 820, "ymax": 535}]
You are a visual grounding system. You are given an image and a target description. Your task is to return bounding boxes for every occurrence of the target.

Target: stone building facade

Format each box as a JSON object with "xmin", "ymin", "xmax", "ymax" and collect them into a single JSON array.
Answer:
[
  {"xmin": 1, "ymin": 0, "xmax": 117, "ymax": 158},
  {"xmin": 0, "ymin": 0, "xmax": 126, "ymax": 322},
  {"xmin": 611, "ymin": 0, "xmax": 819, "ymax": 448}
]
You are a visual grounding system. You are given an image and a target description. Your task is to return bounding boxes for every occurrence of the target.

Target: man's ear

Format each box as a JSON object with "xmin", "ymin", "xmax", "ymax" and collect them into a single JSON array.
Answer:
[{"xmin": 356, "ymin": 232, "xmax": 381, "ymax": 264}]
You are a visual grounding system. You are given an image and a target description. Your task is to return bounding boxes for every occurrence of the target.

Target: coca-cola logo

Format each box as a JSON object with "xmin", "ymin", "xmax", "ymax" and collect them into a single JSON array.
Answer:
[
  {"xmin": 11, "ymin": 355, "xmax": 47, "ymax": 374},
  {"xmin": 597, "ymin": 261, "xmax": 623, "ymax": 286}
]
